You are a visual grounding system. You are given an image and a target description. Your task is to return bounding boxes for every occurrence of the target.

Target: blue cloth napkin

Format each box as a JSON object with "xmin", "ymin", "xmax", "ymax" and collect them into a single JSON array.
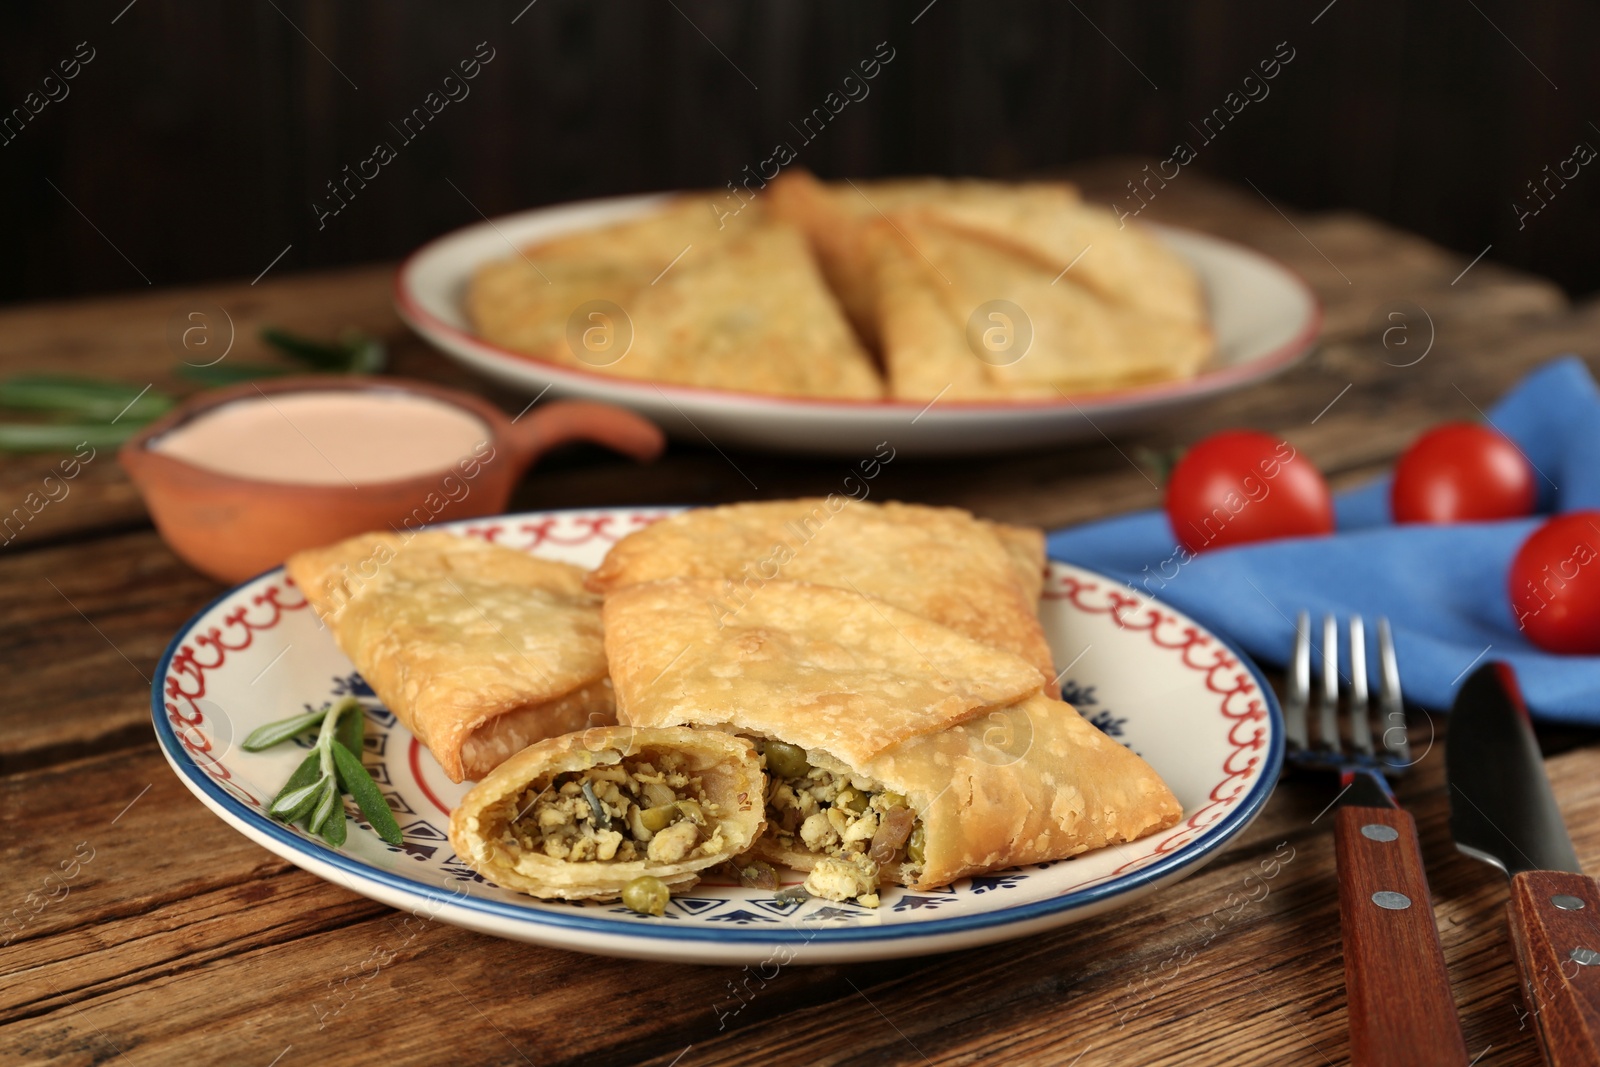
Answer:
[{"xmin": 1047, "ymin": 356, "xmax": 1600, "ymax": 724}]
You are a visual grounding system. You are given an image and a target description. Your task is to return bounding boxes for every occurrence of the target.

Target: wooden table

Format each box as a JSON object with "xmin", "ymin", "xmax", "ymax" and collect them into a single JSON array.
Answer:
[{"xmin": 3, "ymin": 160, "xmax": 1597, "ymax": 1066}]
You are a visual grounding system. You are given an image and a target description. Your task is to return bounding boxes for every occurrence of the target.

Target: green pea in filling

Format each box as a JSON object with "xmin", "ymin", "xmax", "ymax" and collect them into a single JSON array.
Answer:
[{"xmin": 757, "ymin": 739, "xmax": 923, "ymax": 906}]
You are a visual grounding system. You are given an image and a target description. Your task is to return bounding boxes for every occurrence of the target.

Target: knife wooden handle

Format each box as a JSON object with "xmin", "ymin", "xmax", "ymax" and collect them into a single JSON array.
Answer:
[
  {"xmin": 1507, "ymin": 870, "xmax": 1600, "ymax": 1067},
  {"xmin": 1335, "ymin": 805, "xmax": 1468, "ymax": 1067}
]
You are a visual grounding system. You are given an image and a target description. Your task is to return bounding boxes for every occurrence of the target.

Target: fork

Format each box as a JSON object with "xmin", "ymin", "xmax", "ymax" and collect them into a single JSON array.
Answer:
[{"xmin": 1285, "ymin": 612, "xmax": 1468, "ymax": 1067}]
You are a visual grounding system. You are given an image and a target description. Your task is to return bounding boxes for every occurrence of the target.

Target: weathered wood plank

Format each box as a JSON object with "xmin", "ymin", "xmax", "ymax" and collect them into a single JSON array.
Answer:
[
  {"xmin": 0, "ymin": 530, "xmax": 213, "ymax": 772},
  {"xmin": 5, "ymin": 718, "xmax": 1581, "ymax": 1065}
]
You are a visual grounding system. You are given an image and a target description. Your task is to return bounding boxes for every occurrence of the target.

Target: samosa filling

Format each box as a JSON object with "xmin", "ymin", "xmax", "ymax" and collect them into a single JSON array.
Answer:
[
  {"xmin": 503, "ymin": 753, "xmax": 726, "ymax": 865},
  {"xmin": 759, "ymin": 740, "xmax": 924, "ymax": 908}
]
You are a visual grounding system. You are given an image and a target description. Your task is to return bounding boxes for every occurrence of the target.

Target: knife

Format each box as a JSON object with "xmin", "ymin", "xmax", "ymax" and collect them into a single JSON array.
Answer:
[{"xmin": 1447, "ymin": 661, "xmax": 1600, "ymax": 1067}]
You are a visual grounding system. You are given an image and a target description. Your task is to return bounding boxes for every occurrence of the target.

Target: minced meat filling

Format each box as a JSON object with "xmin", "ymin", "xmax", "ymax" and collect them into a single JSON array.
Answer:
[
  {"xmin": 503, "ymin": 753, "xmax": 727, "ymax": 865},
  {"xmin": 760, "ymin": 741, "xmax": 924, "ymax": 908}
]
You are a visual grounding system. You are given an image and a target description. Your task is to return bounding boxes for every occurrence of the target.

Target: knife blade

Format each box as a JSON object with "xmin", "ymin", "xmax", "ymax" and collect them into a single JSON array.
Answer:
[
  {"xmin": 1447, "ymin": 661, "xmax": 1581, "ymax": 875},
  {"xmin": 1447, "ymin": 661, "xmax": 1600, "ymax": 1067}
]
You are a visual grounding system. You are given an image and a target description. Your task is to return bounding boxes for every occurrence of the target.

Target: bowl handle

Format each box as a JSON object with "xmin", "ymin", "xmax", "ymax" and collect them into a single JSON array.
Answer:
[{"xmin": 502, "ymin": 399, "xmax": 666, "ymax": 474}]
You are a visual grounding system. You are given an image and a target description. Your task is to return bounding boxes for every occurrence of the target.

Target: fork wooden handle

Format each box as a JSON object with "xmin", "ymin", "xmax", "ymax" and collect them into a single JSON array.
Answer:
[
  {"xmin": 1506, "ymin": 870, "xmax": 1600, "ymax": 1067},
  {"xmin": 1335, "ymin": 805, "xmax": 1468, "ymax": 1067}
]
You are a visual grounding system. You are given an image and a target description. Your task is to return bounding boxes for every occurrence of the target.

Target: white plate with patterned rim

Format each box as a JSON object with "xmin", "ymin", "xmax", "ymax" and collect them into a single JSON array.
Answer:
[
  {"xmin": 152, "ymin": 507, "xmax": 1284, "ymax": 966},
  {"xmin": 394, "ymin": 194, "xmax": 1321, "ymax": 457}
]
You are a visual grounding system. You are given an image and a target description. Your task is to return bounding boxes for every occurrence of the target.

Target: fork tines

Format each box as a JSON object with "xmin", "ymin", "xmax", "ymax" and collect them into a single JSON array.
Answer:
[{"xmin": 1286, "ymin": 611, "xmax": 1410, "ymax": 768}]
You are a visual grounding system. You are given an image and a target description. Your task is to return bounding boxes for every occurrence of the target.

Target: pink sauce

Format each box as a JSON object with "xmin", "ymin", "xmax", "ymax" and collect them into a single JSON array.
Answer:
[{"xmin": 153, "ymin": 391, "xmax": 490, "ymax": 486}]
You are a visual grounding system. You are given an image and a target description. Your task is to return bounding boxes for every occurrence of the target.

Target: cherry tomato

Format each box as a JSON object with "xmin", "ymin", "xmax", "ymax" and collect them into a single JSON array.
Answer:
[
  {"xmin": 1508, "ymin": 511, "xmax": 1600, "ymax": 654},
  {"xmin": 1391, "ymin": 421, "xmax": 1535, "ymax": 524},
  {"xmin": 1165, "ymin": 430, "xmax": 1334, "ymax": 554}
]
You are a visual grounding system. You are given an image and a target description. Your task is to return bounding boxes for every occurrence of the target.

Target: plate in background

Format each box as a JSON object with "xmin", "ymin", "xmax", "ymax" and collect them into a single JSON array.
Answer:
[
  {"xmin": 152, "ymin": 507, "xmax": 1283, "ymax": 965},
  {"xmin": 395, "ymin": 195, "xmax": 1321, "ymax": 457}
]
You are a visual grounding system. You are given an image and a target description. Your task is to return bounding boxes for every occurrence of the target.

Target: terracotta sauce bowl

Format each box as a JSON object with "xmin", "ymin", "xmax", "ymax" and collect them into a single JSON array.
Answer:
[{"xmin": 120, "ymin": 376, "xmax": 664, "ymax": 583}]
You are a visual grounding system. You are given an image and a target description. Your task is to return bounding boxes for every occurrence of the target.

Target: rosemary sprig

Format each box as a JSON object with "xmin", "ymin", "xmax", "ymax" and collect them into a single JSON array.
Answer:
[
  {"xmin": 176, "ymin": 363, "xmax": 295, "ymax": 386},
  {"xmin": 244, "ymin": 697, "xmax": 404, "ymax": 847},
  {"xmin": 0, "ymin": 422, "xmax": 149, "ymax": 452},
  {"xmin": 335, "ymin": 701, "xmax": 364, "ymax": 760},
  {"xmin": 261, "ymin": 327, "xmax": 387, "ymax": 374},
  {"xmin": 0, "ymin": 376, "xmax": 178, "ymax": 452},
  {"xmin": 0, "ymin": 327, "xmax": 387, "ymax": 454},
  {"xmin": 0, "ymin": 376, "xmax": 175, "ymax": 422},
  {"xmin": 242, "ymin": 707, "xmax": 328, "ymax": 751}
]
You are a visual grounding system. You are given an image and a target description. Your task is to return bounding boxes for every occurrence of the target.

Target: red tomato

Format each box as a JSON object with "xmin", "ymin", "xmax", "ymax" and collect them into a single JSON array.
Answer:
[
  {"xmin": 1509, "ymin": 511, "xmax": 1600, "ymax": 654},
  {"xmin": 1165, "ymin": 431, "xmax": 1334, "ymax": 554},
  {"xmin": 1391, "ymin": 422, "xmax": 1535, "ymax": 524}
]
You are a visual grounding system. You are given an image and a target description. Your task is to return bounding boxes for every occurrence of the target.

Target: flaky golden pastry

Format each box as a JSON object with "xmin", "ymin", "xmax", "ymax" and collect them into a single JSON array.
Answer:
[
  {"xmin": 601, "ymin": 576, "xmax": 1178, "ymax": 894},
  {"xmin": 866, "ymin": 213, "xmax": 1212, "ymax": 400},
  {"xmin": 587, "ymin": 498, "xmax": 1055, "ymax": 681},
  {"xmin": 604, "ymin": 578, "xmax": 1046, "ymax": 766},
  {"xmin": 612, "ymin": 221, "xmax": 881, "ymax": 398},
  {"xmin": 863, "ymin": 219, "xmax": 1002, "ymax": 401},
  {"xmin": 530, "ymin": 195, "xmax": 746, "ymax": 266},
  {"xmin": 766, "ymin": 170, "xmax": 1094, "ymax": 347},
  {"xmin": 768, "ymin": 168, "xmax": 1207, "ymax": 333},
  {"xmin": 926, "ymin": 215, "xmax": 1211, "ymax": 390},
  {"xmin": 468, "ymin": 172, "xmax": 1211, "ymax": 405},
  {"xmin": 907, "ymin": 189, "xmax": 1206, "ymax": 329},
  {"xmin": 448, "ymin": 726, "xmax": 765, "ymax": 901},
  {"xmin": 988, "ymin": 521, "xmax": 1047, "ymax": 606},
  {"xmin": 467, "ymin": 197, "xmax": 883, "ymax": 400},
  {"xmin": 750, "ymin": 691, "xmax": 1183, "ymax": 890},
  {"xmin": 466, "ymin": 257, "xmax": 645, "ymax": 361},
  {"xmin": 286, "ymin": 531, "xmax": 613, "ymax": 783}
]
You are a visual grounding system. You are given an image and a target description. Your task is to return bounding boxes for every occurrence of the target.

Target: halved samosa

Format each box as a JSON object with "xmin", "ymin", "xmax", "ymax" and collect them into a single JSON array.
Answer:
[
  {"xmin": 605, "ymin": 579, "xmax": 1180, "ymax": 905},
  {"xmin": 448, "ymin": 726, "xmax": 765, "ymax": 901},
  {"xmin": 286, "ymin": 531, "xmax": 614, "ymax": 783},
  {"xmin": 587, "ymin": 498, "xmax": 1056, "ymax": 682},
  {"xmin": 754, "ymin": 692, "xmax": 1182, "ymax": 899}
]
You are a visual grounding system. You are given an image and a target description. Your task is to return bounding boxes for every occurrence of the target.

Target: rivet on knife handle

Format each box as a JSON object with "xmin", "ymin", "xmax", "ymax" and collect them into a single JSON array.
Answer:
[
  {"xmin": 1507, "ymin": 871, "xmax": 1600, "ymax": 1067},
  {"xmin": 1335, "ymin": 805, "xmax": 1469, "ymax": 1067}
]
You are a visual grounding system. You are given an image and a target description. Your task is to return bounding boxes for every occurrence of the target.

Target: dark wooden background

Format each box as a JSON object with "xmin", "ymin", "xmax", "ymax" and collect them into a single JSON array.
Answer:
[{"xmin": 3, "ymin": 0, "xmax": 1599, "ymax": 304}]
